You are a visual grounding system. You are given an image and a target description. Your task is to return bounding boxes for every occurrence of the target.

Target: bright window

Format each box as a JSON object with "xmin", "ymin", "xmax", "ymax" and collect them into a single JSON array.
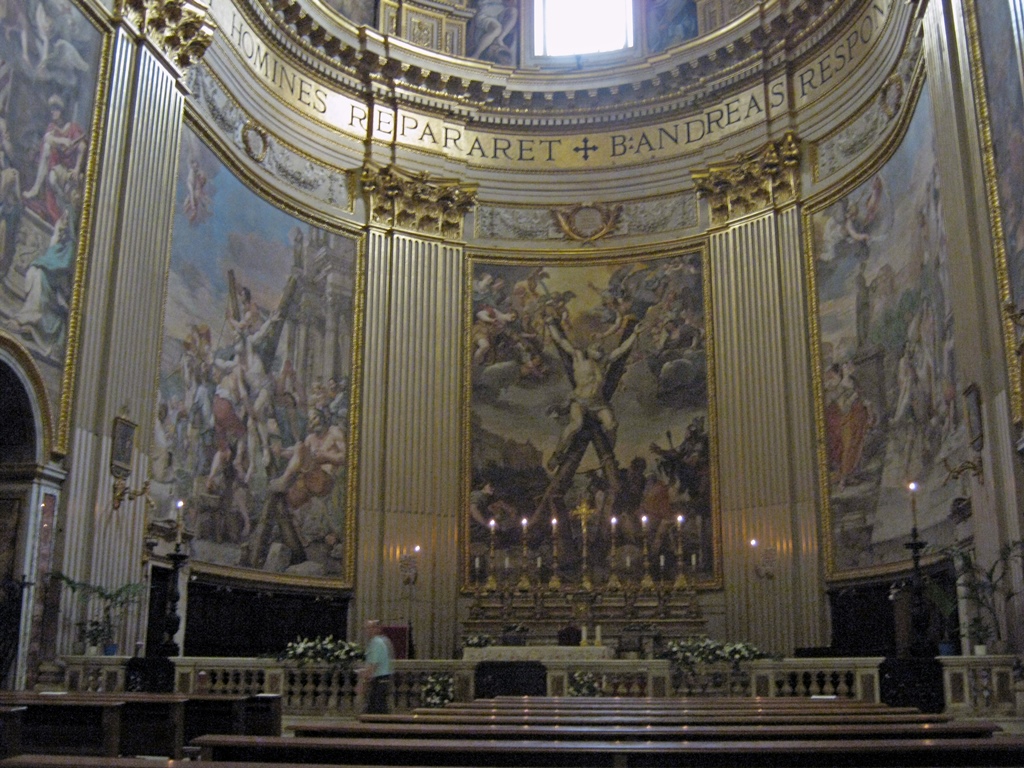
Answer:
[{"xmin": 534, "ymin": 0, "xmax": 634, "ymax": 56}]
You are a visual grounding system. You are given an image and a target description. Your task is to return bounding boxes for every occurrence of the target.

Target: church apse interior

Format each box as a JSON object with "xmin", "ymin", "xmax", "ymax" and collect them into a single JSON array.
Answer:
[{"xmin": 0, "ymin": 0, "xmax": 1023, "ymax": 729}]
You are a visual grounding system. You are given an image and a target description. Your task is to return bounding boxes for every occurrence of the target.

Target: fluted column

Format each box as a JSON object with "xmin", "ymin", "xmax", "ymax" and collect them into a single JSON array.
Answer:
[
  {"xmin": 694, "ymin": 135, "xmax": 826, "ymax": 653},
  {"xmin": 354, "ymin": 165, "xmax": 475, "ymax": 659}
]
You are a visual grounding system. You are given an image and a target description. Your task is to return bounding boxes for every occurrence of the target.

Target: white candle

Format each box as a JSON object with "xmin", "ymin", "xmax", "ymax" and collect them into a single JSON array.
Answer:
[
  {"xmin": 537, "ymin": 556, "xmax": 542, "ymax": 569},
  {"xmin": 475, "ymin": 556, "xmax": 480, "ymax": 572},
  {"xmin": 581, "ymin": 625, "xmax": 587, "ymax": 643},
  {"xmin": 691, "ymin": 553, "xmax": 697, "ymax": 568},
  {"xmin": 504, "ymin": 555, "xmax": 510, "ymax": 570},
  {"xmin": 659, "ymin": 554, "xmax": 665, "ymax": 568},
  {"xmin": 595, "ymin": 625, "xmax": 602, "ymax": 644},
  {"xmin": 625, "ymin": 554, "xmax": 631, "ymax": 568}
]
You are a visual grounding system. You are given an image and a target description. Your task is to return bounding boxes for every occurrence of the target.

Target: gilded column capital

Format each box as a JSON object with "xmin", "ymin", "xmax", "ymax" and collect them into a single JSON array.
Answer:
[
  {"xmin": 691, "ymin": 132, "xmax": 801, "ymax": 226},
  {"xmin": 121, "ymin": 0, "xmax": 217, "ymax": 70},
  {"xmin": 360, "ymin": 163, "xmax": 477, "ymax": 239}
]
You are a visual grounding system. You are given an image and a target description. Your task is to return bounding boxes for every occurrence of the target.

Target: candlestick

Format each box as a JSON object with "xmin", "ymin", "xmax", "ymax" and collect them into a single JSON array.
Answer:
[
  {"xmin": 640, "ymin": 515, "xmax": 654, "ymax": 590},
  {"xmin": 607, "ymin": 515, "xmax": 621, "ymax": 591},
  {"xmin": 518, "ymin": 517, "xmax": 531, "ymax": 591},
  {"xmin": 549, "ymin": 517, "xmax": 561, "ymax": 590},
  {"xmin": 908, "ymin": 481, "xmax": 918, "ymax": 531},
  {"xmin": 487, "ymin": 519, "xmax": 498, "ymax": 590}
]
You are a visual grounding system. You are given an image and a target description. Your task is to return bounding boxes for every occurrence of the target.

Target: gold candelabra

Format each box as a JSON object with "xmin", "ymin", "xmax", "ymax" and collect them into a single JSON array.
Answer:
[
  {"xmin": 486, "ymin": 519, "xmax": 498, "ymax": 591},
  {"xmin": 606, "ymin": 516, "xmax": 621, "ymax": 591},
  {"xmin": 640, "ymin": 515, "xmax": 655, "ymax": 590},
  {"xmin": 517, "ymin": 518, "xmax": 531, "ymax": 591},
  {"xmin": 673, "ymin": 516, "xmax": 688, "ymax": 590},
  {"xmin": 549, "ymin": 518, "xmax": 561, "ymax": 590},
  {"xmin": 572, "ymin": 500, "xmax": 597, "ymax": 591}
]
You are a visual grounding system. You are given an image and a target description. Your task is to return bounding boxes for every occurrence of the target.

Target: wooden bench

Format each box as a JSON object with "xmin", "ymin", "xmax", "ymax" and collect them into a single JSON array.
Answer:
[
  {"xmin": 0, "ymin": 694, "xmax": 124, "ymax": 757},
  {"xmin": 0, "ymin": 758, "xmax": 342, "ymax": 768},
  {"xmin": 297, "ymin": 717, "xmax": 994, "ymax": 740},
  {"xmin": 0, "ymin": 691, "xmax": 279, "ymax": 759},
  {"xmin": 191, "ymin": 733, "xmax": 1024, "ymax": 767},
  {"xmin": 0, "ymin": 707, "xmax": 24, "ymax": 759}
]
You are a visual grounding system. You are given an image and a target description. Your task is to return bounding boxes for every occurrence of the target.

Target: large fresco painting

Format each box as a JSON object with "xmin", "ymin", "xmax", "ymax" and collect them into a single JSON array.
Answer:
[
  {"xmin": 467, "ymin": 254, "xmax": 716, "ymax": 590},
  {"xmin": 970, "ymin": 0, "xmax": 1024, "ymax": 422},
  {"xmin": 155, "ymin": 129, "xmax": 358, "ymax": 583},
  {"xmin": 811, "ymin": 82, "xmax": 967, "ymax": 576},
  {"xmin": 0, "ymin": 0, "xmax": 103, "ymax": 439}
]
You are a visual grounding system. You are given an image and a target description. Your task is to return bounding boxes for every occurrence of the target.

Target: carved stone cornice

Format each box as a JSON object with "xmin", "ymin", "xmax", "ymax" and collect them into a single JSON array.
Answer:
[
  {"xmin": 691, "ymin": 132, "xmax": 801, "ymax": 226},
  {"xmin": 122, "ymin": 0, "xmax": 216, "ymax": 71},
  {"xmin": 253, "ymin": 0, "xmax": 858, "ymax": 121},
  {"xmin": 361, "ymin": 164, "xmax": 477, "ymax": 239}
]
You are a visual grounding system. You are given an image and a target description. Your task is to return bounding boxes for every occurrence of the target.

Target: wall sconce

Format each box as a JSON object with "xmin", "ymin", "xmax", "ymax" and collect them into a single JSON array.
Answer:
[
  {"xmin": 751, "ymin": 539, "xmax": 777, "ymax": 580},
  {"xmin": 110, "ymin": 416, "xmax": 153, "ymax": 511},
  {"xmin": 400, "ymin": 546, "xmax": 420, "ymax": 586}
]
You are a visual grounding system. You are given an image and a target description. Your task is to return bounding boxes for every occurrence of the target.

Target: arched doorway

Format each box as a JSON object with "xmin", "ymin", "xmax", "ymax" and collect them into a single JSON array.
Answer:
[
  {"xmin": 0, "ymin": 347, "xmax": 64, "ymax": 689},
  {"xmin": 0, "ymin": 358, "xmax": 36, "ymax": 687}
]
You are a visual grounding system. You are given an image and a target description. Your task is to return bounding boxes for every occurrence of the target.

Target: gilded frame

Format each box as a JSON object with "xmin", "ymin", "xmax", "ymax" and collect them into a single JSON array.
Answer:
[
  {"xmin": 461, "ymin": 244, "xmax": 721, "ymax": 592},
  {"xmin": 156, "ymin": 113, "xmax": 366, "ymax": 590},
  {"xmin": 805, "ymin": 71, "xmax": 964, "ymax": 581}
]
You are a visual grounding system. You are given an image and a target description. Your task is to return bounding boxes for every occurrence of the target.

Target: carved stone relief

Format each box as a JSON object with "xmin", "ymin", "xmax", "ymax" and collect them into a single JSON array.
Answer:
[
  {"xmin": 186, "ymin": 66, "xmax": 353, "ymax": 210},
  {"xmin": 813, "ymin": 34, "xmax": 921, "ymax": 182},
  {"xmin": 474, "ymin": 193, "xmax": 697, "ymax": 241}
]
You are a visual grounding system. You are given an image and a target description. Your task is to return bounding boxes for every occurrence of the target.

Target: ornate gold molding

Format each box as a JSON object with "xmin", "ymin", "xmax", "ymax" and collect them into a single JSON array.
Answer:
[
  {"xmin": 551, "ymin": 203, "xmax": 623, "ymax": 245},
  {"xmin": 691, "ymin": 132, "xmax": 801, "ymax": 226},
  {"xmin": 360, "ymin": 164, "xmax": 477, "ymax": 239},
  {"xmin": 122, "ymin": 0, "xmax": 216, "ymax": 70}
]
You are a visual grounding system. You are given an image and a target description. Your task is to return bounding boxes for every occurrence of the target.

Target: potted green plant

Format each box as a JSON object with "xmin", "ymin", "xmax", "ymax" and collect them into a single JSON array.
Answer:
[
  {"xmin": 941, "ymin": 540, "xmax": 1024, "ymax": 655},
  {"xmin": 55, "ymin": 573, "xmax": 147, "ymax": 656}
]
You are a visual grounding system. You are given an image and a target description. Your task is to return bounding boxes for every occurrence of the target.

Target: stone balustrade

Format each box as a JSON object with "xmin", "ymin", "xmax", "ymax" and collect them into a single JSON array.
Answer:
[{"xmin": 55, "ymin": 653, "xmax": 1022, "ymax": 719}]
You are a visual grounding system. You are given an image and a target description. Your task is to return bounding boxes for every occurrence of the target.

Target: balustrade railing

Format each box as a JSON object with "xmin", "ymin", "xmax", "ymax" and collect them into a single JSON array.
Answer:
[{"xmin": 56, "ymin": 653, "xmax": 1022, "ymax": 718}]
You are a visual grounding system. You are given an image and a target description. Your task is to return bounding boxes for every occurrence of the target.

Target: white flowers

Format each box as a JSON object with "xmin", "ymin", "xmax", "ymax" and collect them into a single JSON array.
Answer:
[
  {"xmin": 422, "ymin": 672, "xmax": 455, "ymax": 707},
  {"xmin": 281, "ymin": 635, "xmax": 365, "ymax": 668}
]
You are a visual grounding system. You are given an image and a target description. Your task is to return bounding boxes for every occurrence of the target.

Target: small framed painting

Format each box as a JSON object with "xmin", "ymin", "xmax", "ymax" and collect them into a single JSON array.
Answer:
[{"xmin": 110, "ymin": 417, "xmax": 136, "ymax": 479}]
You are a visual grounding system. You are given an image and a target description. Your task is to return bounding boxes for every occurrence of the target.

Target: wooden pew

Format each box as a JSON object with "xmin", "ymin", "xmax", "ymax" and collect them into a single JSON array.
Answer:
[
  {"xmin": 297, "ymin": 718, "xmax": 995, "ymax": 740},
  {"xmin": 191, "ymin": 733, "xmax": 1024, "ymax": 767},
  {"xmin": 0, "ymin": 690, "xmax": 278, "ymax": 759},
  {"xmin": 0, "ymin": 758, "xmax": 340, "ymax": 768},
  {"xmin": 184, "ymin": 692, "xmax": 282, "ymax": 741},
  {"xmin": 0, "ymin": 694, "xmax": 123, "ymax": 757},
  {"xmin": 0, "ymin": 707, "xmax": 24, "ymax": 759}
]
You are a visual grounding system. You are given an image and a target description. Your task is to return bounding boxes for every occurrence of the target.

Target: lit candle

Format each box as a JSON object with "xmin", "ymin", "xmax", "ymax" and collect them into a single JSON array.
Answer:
[
  {"xmin": 908, "ymin": 482, "xmax": 918, "ymax": 530},
  {"xmin": 522, "ymin": 517, "xmax": 528, "ymax": 536},
  {"xmin": 641, "ymin": 515, "xmax": 648, "ymax": 531},
  {"xmin": 677, "ymin": 515, "xmax": 683, "ymax": 531},
  {"xmin": 552, "ymin": 517, "xmax": 557, "ymax": 534},
  {"xmin": 489, "ymin": 519, "xmax": 496, "ymax": 532},
  {"xmin": 611, "ymin": 516, "xmax": 617, "ymax": 531}
]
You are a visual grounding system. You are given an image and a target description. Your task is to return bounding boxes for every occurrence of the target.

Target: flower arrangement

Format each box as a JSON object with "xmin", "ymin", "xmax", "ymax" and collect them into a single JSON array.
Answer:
[
  {"xmin": 281, "ymin": 635, "xmax": 364, "ymax": 669},
  {"xmin": 660, "ymin": 637, "xmax": 772, "ymax": 670},
  {"xmin": 567, "ymin": 670, "xmax": 602, "ymax": 697},
  {"xmin": 463, "ymin": 633, "xmax": 495, "ymax": 648},
  {"xmin": 421, "ymin": 672, "xmax": 455, "ymax": 708}
]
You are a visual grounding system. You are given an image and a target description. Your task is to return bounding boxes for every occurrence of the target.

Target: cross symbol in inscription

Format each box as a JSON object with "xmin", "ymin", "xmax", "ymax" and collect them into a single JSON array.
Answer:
[{"xmin": 573, "ymin": 138, "xmax": 599, "ymax": 161}]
